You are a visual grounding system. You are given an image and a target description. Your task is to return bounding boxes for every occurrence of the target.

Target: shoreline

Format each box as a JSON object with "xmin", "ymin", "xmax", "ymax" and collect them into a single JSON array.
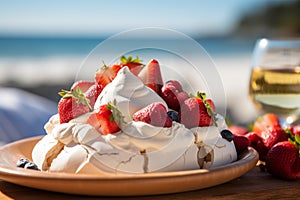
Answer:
[{"xmin": 0, "ymin": 54, "xmax": 259, "ymax": 125}]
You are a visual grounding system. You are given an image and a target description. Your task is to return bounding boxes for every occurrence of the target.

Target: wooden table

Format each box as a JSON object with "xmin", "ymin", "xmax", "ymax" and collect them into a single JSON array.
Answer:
[{"xmin": 0, "ymin": 166, "xmax": 299, "ymax": 200}]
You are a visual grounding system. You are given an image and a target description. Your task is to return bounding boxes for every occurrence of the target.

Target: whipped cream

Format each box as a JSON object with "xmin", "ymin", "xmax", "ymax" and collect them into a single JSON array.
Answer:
[
  {"xmin": 94, "ymin": 67, "xmax": 167, "ymax": 123},
  {"xmin": 32, "ymin": 67, "xmax": 237, "ymax": 174}
]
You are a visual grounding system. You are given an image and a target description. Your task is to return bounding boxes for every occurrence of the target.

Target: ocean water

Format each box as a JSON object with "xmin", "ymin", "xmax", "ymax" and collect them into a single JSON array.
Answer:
[
  {"xmin": 0, "ymin": 36, "xmax": 255, "ymax": 83},
  {"xmin": 0, "ymin": 36, "xmax": 258, "ymax": 123},
  {"xmin": 0, "ymin": 37, "xmax": 254, "ymax": 58}
]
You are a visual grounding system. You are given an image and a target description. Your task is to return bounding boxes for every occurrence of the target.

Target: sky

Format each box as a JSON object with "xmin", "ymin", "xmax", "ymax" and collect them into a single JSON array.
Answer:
[{"xmin": 0, "ymin": 0, "xmax": 293, "ymax": 37}]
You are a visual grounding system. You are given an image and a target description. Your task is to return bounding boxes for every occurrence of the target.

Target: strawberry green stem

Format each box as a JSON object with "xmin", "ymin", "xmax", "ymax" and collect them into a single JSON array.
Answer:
[
  {"xmin": 58, "ymin": 87, "xmax": 92, "ymax": 111},
  {"xmin": 191, "ymin": 92, "xmax": 218, "ymax": 126}
]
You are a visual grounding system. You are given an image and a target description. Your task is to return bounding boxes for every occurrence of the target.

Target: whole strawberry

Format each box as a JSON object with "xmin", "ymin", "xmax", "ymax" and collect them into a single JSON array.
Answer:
[
  {"xmin": 233, "ymin": 134, "xmax": 250, "ymax": 155},
  {"xmin": 58, "ymin": 88, "xmax": 92, "ymax": 123},
  {"xmin": 160, "ymin": 80, "xmax": 189, "ymax": 111},
  {"xmin": 71, "ymin": 80, "xmax": 95, "ymax": 92},
  {"xmin": 228, "ymin": 125, "xmax": 249, "ymax": 136},
  {"xmin": 95, "ymin": 55, "xmax": 143, "ymax": 88},
  {"xmin": 260, "ymin": 126, "xmax": 288, "ymax": 151},
  {"xmin": 138, "ymin": 59, "xmax": 163, "ymax": 94},
  {"xmin": 119, "ymin": 55, "xmax": 144, "ymax": 76},
  {"xmin": 220, "ymin": 129, "xmax": 250, "ymax": 155},
  {"xmin": 84, "ymin": 83, "xmax": 103, "ymax": 108},
  {"xmin": 245, "ymin": 132, "xmax": 268, "ymax": 161},
  {"xmin": 266, "ymin": 141, "xmax": 300, "ymax": 180},
  {"xmin": 179, "ymin": 92, "xmax": 217, "ymax": 128},
  {"xmin": 132, "ymin": 102, "xmax": 172, "ymax": 127},
  {"xmin": 290, "ymin": 124, "xmax": 300, "ymax": 139},
  {"xmin": 253, "ymin": 113, "xmax": 281, "ymax": 134},
  {"xmin": 247, "ymin": 113, "xmax": 288, "ymax": 161}
]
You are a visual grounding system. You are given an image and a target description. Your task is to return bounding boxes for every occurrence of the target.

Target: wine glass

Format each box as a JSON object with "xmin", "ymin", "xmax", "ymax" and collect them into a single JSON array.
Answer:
[{"xmin": 249, "ymin": 38, "xmax": 300, "ymax": 126}]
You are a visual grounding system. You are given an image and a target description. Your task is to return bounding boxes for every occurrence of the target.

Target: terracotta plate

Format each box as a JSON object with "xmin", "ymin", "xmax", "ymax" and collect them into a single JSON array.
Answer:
[{"xmin": 0, "ymin": 136, "xmax": 259, "ymax": 196}]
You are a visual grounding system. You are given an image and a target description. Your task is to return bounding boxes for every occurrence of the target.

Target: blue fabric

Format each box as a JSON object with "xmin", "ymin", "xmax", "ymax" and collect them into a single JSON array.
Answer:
[{"xmin": 0, "ymin": 87, "xmax": 57, "ymax": 145}]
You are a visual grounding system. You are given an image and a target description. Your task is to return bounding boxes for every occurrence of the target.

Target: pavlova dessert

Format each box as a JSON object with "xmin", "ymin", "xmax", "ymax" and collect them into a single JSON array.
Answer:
[{"xmin": 28, "ymin": 56, "xmax": 237, "ymax": 174}]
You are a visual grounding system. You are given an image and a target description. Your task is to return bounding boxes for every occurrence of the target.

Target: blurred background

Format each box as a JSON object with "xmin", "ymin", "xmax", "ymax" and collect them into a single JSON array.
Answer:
[{"xmin": 0, "ymin": 0, "xmax": 299, "ymax": 143}]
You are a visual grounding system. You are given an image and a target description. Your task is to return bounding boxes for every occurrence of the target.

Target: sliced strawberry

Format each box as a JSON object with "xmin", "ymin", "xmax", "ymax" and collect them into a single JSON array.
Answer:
[
  {"xmin": 94, "ymin": 64, "xmax": 121, "ymax": 88},
  {"xmin": 94, "ymin": 102, "xmax": 122, "ymax": 135},
  {"xmin": 58, "ymin": 88, "xmax": 91, "ymax": 123},
  {"xmin": 132, "ymin": 102, "xmax": 171, "ymax": 127},
  {"xmin": 138, "ymin": 59, "xmax": 163, "ymax": 94},
  {"xmin": 84, "ymin": 111, "xmax": 101, "ymax": 130},
  {"xmin": 71, "ymin": 80, "xmax": 95, "ymax": 93}
]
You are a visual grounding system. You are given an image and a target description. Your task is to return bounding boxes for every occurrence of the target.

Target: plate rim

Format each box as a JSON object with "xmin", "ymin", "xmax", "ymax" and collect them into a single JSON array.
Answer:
[{"xmin": 0, "ymin": 136, "xmax": 259, "ymax": 196}]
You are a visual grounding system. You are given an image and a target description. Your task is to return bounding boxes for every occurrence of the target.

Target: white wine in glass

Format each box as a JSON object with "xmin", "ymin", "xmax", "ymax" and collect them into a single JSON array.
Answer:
[{"xmin": 249, "ymin": 38, "xmax": 300, "ymax": 125}]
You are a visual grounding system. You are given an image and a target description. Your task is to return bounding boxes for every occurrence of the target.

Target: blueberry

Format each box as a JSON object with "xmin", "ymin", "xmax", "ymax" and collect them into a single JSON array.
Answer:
[
  {"xmin": 16, "ymin": 158, "xmax": 39, "ymax": 171},
  {"xmin": 24, "ymin": 162, "xmax": 39, "ymax": 170},
  {"xmin": 221, "ymin": 129, "xmax": 234, "ymax": 142},
  {"xmin": 16, "ymin": 158, "xmax": 30, "ymax": 168},
  {"xmin": 167, "ymin": 111, "xmax": 179, "ymax": 122}
]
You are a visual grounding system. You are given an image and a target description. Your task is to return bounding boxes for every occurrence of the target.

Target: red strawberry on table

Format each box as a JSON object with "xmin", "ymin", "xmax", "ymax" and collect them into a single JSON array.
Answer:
[
  {"xmin": 94, "ymin": 102, "xmax": 122, "ymax": 135},
  {"xmin": 228, "ymin": 125, "xmax": 249, "ymax": 136},
  {"xmin": 253, "ymin": 113, "xmax": 281, "ymax": 134},
  {"xmin": 246, "ymin": 113, "xmax": 288, "ymax": 161},
  {"xmin": 260, "ymin": 126, "xmax": 288, "ymax": 151},
  {"xmin": 245, "ymin": 132, "xmax": 268, "ymax": 161},
  {"xmin": 246, "ymin": 127, "xmax": 288, "ymax": 161},
  {"xmin": 220, "ymin": 129, "xmax": 250, "ymax": 155},
  {"xmin": 266, "ymin": 141, "xmax": 300, "ymax": 180},
  {"xmin": 132, "ymin": 102, "xmax": 172, "ymax": 127},
  {"xmin": 233, "ymin": 134, "xmax": 250, "ymax": 155},
  {"xmin": 179, "ymin": 92, "xmax": 217, "ymax": 128},
  {"xmin": 290, "ymin": 124, "xmax": 300, "ymax": 139},
  {"xmin": 138, "ymin": 59, "xmax": 164, "ymax": 94},
  {"xmin": 160, "ymin": 80, "xmax": 189, "ymax": 111},
  {"xmin": 58, "ymin": 88, "xmax": 92, "ymax": 124}
]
